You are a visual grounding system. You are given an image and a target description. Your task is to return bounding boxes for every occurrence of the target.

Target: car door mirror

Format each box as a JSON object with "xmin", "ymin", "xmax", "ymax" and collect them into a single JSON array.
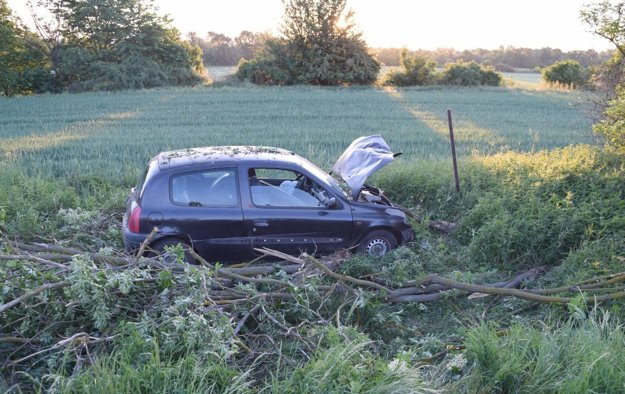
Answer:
[{"xmin": 326, "ymin": 197, "xmax": 338, "ymax": 209}]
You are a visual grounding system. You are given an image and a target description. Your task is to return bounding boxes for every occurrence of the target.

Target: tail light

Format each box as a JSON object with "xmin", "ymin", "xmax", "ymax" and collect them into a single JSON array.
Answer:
[{"xmin": 128, "ymin": 205, "xmax": 142, "ymax": 233}]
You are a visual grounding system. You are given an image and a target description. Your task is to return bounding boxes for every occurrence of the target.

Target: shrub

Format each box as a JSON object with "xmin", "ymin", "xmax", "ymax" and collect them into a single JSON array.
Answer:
[
  {"xmin": 455, "ymin": 146, "xmax": 625, "ymax": 268},
  {"xmin": 440, "ymin": 61, "xmax": 502, "ymax": 86},
  {"xmin": 541, "ymin": 59, "xmax": 589, "ymax": 88},
  {"xmin": 383, "ymin": 49, "xmax": 438, "ymax": 86}
]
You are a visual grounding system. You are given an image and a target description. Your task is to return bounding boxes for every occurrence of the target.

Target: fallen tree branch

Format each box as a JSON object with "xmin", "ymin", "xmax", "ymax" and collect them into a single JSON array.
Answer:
[{"xmin": 0, "ymin": 281, "xmax": 69, "ymax": 315}]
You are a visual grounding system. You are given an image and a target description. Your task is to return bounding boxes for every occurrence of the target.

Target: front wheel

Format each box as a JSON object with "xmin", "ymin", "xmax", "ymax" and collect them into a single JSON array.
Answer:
[{"xmin": 357, "ymin": 230, "xmax": 397, "ymax": 258}]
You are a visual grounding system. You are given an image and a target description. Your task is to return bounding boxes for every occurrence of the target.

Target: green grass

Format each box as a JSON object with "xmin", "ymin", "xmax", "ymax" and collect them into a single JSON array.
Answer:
[
  {"xmin": 461, "ymin": 310, "xmax": 625, "ymax": 393},
  {"xmin": 0, "ymin": 85, "xmax": 595, "ymax": 186}
]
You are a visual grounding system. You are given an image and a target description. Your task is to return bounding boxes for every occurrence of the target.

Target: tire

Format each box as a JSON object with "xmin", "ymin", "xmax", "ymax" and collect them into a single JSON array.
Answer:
[
  {"xmin": 357, "ymin": 230, "xmax": 398, "ymax": 258},
  {"xmin": 149, "ymin": 238, "xmax": 196, "ymax": 264}
]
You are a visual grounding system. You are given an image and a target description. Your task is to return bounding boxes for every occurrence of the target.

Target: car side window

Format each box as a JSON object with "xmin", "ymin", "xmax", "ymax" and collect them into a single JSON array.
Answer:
[
  {"xmin": 248, "ymin": 168, "xmax": 332, "ymax": 208},
  {"xmin": 171, "ymin": 169, "xmax": 238, "ymax": 207}
]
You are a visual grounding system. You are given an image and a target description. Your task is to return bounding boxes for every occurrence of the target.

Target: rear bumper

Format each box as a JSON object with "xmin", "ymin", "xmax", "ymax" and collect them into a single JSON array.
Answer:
[{"xmin": 122, "ymin": 212, "xmax": 148, "ymax": 252}]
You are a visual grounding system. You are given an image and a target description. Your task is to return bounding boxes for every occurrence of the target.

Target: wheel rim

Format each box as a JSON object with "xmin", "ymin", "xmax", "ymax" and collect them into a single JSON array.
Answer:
[{"xmin": 365, "ymin": 238, "xmax": 389, "ymax": 257}]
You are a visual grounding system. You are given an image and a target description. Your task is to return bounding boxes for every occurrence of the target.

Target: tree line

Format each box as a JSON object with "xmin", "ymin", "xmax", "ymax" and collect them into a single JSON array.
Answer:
[
  {"xmin": 375, "ymin": 46, "xmax": 612, "ymax": 71},
  {"xmin": 183, "ymin": 33, "xmax": 612, "ymax": 71}
]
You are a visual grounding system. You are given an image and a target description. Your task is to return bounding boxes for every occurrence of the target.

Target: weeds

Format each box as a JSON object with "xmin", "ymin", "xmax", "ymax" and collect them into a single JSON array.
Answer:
[{"xmin": 461, "ymin": 309, "xmax": 625, "ymax": 393}]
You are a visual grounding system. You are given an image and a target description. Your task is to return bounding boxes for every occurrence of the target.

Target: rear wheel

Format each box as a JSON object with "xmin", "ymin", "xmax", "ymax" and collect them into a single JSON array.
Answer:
[
  {"xmin": 149, "ymin": 238, "xmax": 196, "ymax": 264},
  {"xmin": 357, "ymin": 230, "xmax": 397, "ymax": 258}
]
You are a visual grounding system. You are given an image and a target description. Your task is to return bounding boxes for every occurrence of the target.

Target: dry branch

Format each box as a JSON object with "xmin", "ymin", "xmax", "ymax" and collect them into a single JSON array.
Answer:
[{"xmin": 0, "ymin": 281, "xmax": 69, "ymax": 314}]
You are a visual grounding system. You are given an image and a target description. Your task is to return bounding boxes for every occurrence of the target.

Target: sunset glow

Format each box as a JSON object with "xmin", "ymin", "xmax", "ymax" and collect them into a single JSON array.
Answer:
[{"xmin": 7, "ymin": 0, "xmax": 614, "ymax": 50}]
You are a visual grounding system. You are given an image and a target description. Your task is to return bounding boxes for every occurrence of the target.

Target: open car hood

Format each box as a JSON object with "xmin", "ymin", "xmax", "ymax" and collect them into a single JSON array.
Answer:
[{"xmin": 331, "ymin": 135, "xmax": 398, "ymax": 199}]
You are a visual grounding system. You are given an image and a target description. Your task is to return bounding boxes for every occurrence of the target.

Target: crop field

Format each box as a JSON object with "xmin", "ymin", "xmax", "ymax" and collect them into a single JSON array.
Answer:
[
  {"xmin": 0, "ymin": 86, "xmax": 596, "ymax": 186},
  {"xmin": 501, "ymin": 71, "xmax": 542, "ymax": 84}
]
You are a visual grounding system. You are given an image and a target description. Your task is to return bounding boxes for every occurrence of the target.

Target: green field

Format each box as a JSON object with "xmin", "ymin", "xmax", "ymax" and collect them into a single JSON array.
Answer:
[
  {"xmin": 502, "ymin": 71, "xmax": 542, "ymax": 84},
  {"xmin": 0, "ymin": 86, "xmax": 596, "ymax": 185}
]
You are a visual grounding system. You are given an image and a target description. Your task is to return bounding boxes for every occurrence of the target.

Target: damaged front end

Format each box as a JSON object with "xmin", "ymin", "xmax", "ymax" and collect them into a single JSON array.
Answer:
[
  {"xmin": 358, "ymin": 183, "xmax": 394, "ymax": 206},
  {"xmin": 332, "ymin": 135, "xmax": 401, "ymax": 203}
]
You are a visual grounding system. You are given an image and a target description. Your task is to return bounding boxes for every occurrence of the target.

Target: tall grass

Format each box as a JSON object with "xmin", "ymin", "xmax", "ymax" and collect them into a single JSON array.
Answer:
[
  {"xmin": 261, "ymin": 338, "xmax": 430, "ymax": 394},
  {"xmin": 52, "ymin": 338, "xmax": 251, "ymax": 394},
  {"xmin": 462, "ymin": 310, "xmax": 625, "ymax": 393}
]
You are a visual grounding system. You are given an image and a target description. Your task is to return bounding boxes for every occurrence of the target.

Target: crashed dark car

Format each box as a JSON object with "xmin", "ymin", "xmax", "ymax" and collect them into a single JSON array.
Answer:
[{"xmin": 123, "ymin": 135, "xmax": 414, "ymax": 262}]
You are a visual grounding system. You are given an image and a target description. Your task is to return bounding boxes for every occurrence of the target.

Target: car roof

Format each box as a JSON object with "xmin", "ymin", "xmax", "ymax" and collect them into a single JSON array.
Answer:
[{"xmin": 156, "ymin": 146, "xmax": 301, "ymax": 170}]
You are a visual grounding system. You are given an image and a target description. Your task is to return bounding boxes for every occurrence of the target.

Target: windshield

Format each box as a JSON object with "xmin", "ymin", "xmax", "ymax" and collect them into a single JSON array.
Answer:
[{"xmin": 300, "ymin": 158, "xmax": 351, "ymax": 199}]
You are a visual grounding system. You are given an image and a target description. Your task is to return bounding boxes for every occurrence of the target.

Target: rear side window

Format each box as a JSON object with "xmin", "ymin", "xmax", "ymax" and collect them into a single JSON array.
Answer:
[
  {"xmin": 171, "ymin": 169, "xmax": 238, "ymax": 207},
  {"xmin": 137, "ymin": 159, "xmax": 159, "ymax": 201}
]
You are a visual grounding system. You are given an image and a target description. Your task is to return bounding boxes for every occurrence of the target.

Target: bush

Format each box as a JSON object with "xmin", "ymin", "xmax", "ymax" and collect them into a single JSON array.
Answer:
[
  {"xmin": 440, "ymin": 61, "xmax": 502, "ymax": 86},
  {"xmin": 541, "ymin": 59, "xmax": 589, "ymax": 88},
  {"xmin": 378, "ymin": 146, "xmax": 625, "ymax": 270},
  {"xmin": 383, "ymin": 49, "xmax": 438, "ymax": 86}
]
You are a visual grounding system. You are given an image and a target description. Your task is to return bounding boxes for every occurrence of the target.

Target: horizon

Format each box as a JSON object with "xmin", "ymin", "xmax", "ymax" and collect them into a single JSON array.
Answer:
[{"xmin": 6, "ymin": 0, "xmax": 615, "ymax": 52}]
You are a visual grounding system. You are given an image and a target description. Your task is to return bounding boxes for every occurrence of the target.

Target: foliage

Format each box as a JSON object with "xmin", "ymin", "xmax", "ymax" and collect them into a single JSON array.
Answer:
[
  {"xmin": 237, "ymin": 0, "xmax": 380, "ymax": 85},
  {"xmin": 593, "ymin": 85, "xmax": 625, "ymax": 152},
  {"xmin": 375, "ymin": 46, "xmax": 611, "ymax": 70},
  {"xmin": 462, "ymin": 310, "xmax": 625, "ymax": 393},
  {"xmin": 541, "ymin": 59, "xmax": 589, "ymax": 88},
  {"xmin": 0, "ymin": 0, "xmax": 49, "ymax": 96},
  {"xmin": 264, "ymin": 335, "xmax": 427, "ymax": 393},
  {"xmin": 0, "ymin": 168, "xmax": 79, "ymax": 238},
  {"xmin": 580, "ymin": 1, "xmax": 625, "ymax": 150},
  {"xmin": 0, "ymin": 254, "xmax": 240, "ymax": 391},
  {"xmin": 439, "ymin": 61, "xmax": 502, "ymax": 86},
  {"xmin": 581, "ymin": 1, "xmax": 625, "ymax": 58},
  {"xmin": 32, "ymin": 0, "xmax": 204, "ymax": 92},
  {"xmin": 189, "ymin": 30, "xmax": 270, "ymax": 66},
  {"xmin": 56, "ymin": 336, "xmax": 251, "ymax": 394},
  {"xmin": 457, "ymin": 147, "xmax": 625, "ymax": 268},
  {"xmin": 383, "ymin": 49, "xmax": 438, "ymax": 86}
]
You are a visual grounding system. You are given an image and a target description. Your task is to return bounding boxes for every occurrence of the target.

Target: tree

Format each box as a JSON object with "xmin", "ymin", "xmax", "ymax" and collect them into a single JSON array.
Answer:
[
  {"xmin": 541, "ymin": 60, "xmax": 589, "ymax": 88},
  {"xmin": 237, "ymin": 0, "xmax": 380, "ymax": 85},
  {"xmin": 581, "ymin": 1, "xmax": 625, "ymax": 151},
  {"xmin": 0, "ymin": 0, "xmax": 48, "ymax": 95},
  {"xmin": 581, "ymin": 1, "xmax": 625, "ymax": 58},
  {"xmin": 31, "ymin": 0, "xmax": 204, "ymax": 91}
]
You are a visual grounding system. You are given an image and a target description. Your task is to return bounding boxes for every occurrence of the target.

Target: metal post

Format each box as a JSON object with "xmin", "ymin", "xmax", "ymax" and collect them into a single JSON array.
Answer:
[{"xmin": 447, "ymin": 109, "xmax": 460, "ymax": 192}]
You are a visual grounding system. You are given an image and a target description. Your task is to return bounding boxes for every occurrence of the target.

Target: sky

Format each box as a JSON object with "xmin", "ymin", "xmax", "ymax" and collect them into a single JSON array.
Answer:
[{"xmin": 6, "ymin": 0, "xmax": 615, "ymax": 51}]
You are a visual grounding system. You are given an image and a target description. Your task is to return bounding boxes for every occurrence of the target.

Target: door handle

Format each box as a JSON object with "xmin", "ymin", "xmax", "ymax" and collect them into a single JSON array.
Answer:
[
  {"xmin": 318, "ymin": 211, "xmax": 328, "ymax": 216},
  {"xmin": 253, "ymin": 220, "xmax": 269, "ymax": 227}
]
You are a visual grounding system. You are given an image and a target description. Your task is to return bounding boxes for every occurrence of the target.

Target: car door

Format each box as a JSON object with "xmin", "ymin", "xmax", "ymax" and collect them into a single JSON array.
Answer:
[
  {"xmin": 166, "ymin": 166, "xmax": 250, "ymax": 261},
  {"xmin": 240, "ymin": 166, "xmax": 353, "ymax": 256}
]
